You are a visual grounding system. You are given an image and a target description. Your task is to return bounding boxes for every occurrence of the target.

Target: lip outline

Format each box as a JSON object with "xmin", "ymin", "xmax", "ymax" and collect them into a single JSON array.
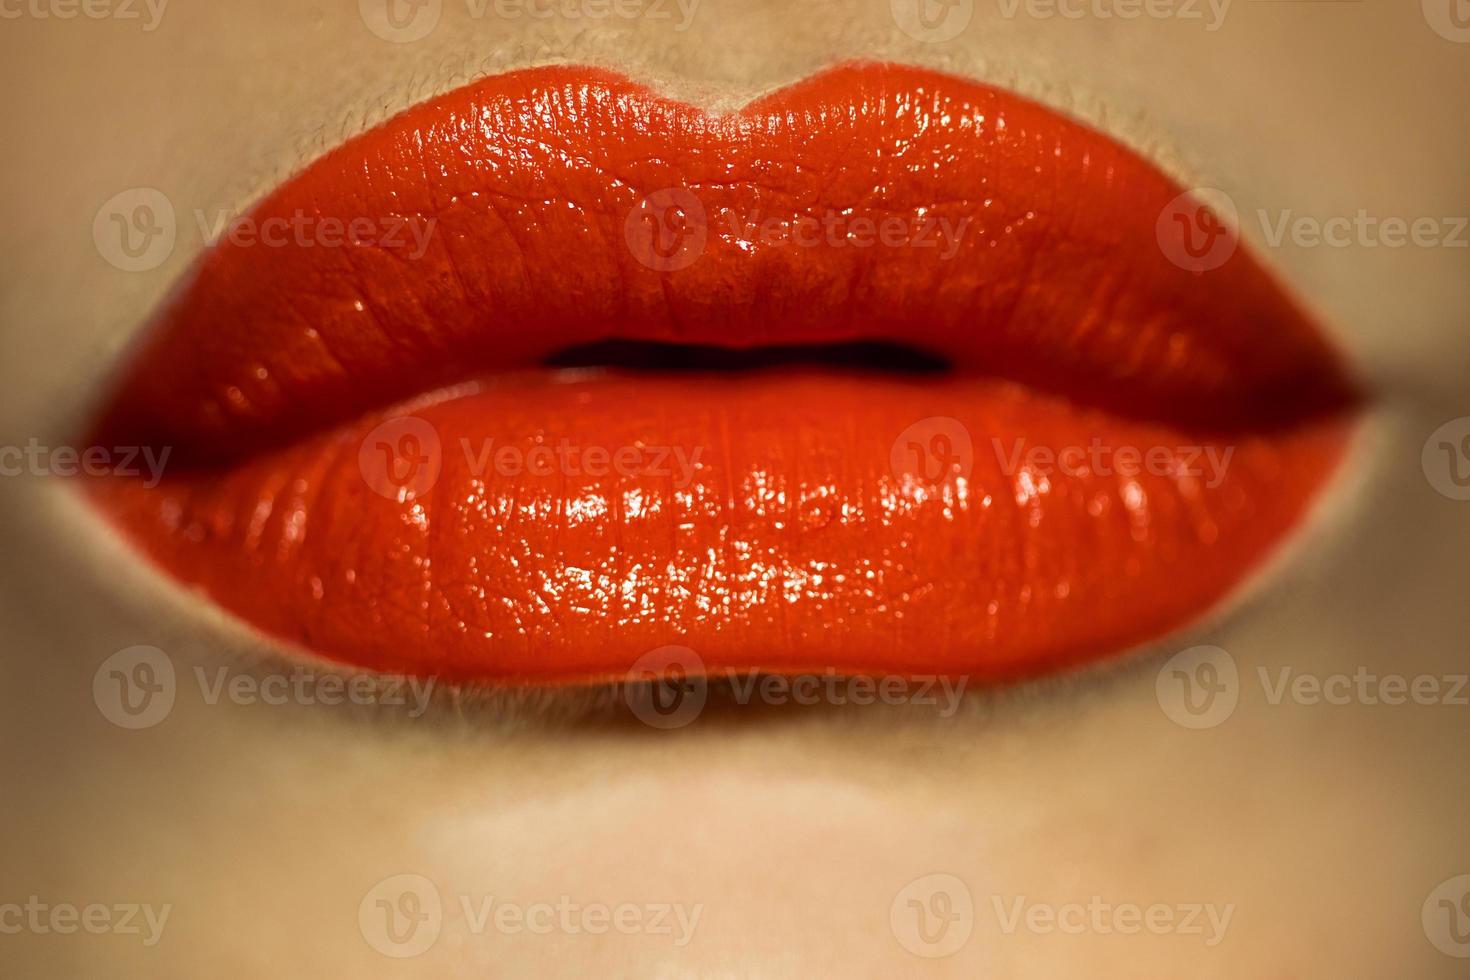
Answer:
[{"xmin": 78, "ymin": 60, "xmax": 1363, "ymax": 689}]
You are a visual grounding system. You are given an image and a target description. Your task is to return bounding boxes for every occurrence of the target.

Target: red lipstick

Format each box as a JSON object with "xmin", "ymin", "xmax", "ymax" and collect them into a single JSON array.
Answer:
[{"xmin": 84, "ymin": 62, "xmax": 1357, "ymax": 685}]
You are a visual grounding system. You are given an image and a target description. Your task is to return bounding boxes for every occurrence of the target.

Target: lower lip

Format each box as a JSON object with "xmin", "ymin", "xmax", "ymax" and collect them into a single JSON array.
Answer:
[{"xmin": 87, "ymin": 370, "xmax": 1349, "ymax": 685}]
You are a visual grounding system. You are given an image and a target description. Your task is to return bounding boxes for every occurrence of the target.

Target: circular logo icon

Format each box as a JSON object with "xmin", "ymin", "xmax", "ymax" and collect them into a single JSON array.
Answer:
[
  {"xmin": 359, "ymin": 415, "xmax": 442, "ymax": 500},
  {"xmin": 358, "ymin": 0, "xmax": 441, "ymax": 42},
  {"xmin": 890, "ymin": 417, "xmax": 974, "ymax": 487},
  {"xmin": 623, "ymin": 645, "xmax": 708, "ymax": 730},
  {"xmin": 1156, "ymin": 187, "xmax": 1239, "ymax": 273},
  {"xmin": 1423, "ymin": 0, "xmax": 1470, "ymax": 42},
  {"xmin": 624, "ymin": 188, "xmax": 707, "ymax": 272},
  {"xmin": 1422, "ymin": 417, "xmax": 1470, "ymax": 501},
  {"xmin": 1156, "ymin": 645, "xmax": 1239, "ymax": 729},
  {"xmin": 1423, "ymin": 874, "xmax": 1470, "ymax": 957},
  {"xmin": 890, "ymin": 0, "xmax": 974, "ymax": 43},
  {"xmin": 359, "ymin": 873, "xmax": 443, "ymax": 957},
  {"xmin": 93, "ymin": 188, "xmax": 176, "ymax": 273},
  {"xmin": 890, "ymin": 873, "xmax": 974, "ymax": 958},
  {"xmin": 93, "ymin": 645, "xmax": 176, "ymax": 730}
]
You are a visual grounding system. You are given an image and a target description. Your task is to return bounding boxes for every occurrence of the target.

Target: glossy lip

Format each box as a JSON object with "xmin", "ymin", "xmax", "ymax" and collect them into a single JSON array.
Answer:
[{"xmin": 83, "ymin": 61, "xmax": 1358, "ymax": 686}]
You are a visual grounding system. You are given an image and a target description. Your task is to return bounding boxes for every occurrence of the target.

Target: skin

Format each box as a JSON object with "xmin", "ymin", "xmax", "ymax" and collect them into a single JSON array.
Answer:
[{"xmin": 1, "ymin": 1, "xmax": 1468, "ymax": 976}]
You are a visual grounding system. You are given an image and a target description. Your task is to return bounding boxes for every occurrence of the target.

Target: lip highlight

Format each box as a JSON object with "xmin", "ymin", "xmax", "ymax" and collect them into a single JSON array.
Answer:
[{"xmin": 84, "ymin": 62, "xmax": 1357, "ymax": 686}]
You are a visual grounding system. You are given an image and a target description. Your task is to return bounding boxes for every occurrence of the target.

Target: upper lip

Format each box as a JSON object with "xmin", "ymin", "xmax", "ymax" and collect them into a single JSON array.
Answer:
[
  {"xmin": 94, "ymin": 60, "xmax": 1354, "ymax": 457},
  {"xmin": 84, "ymin": 61, "xmax": 1359, "ymax": 685}
]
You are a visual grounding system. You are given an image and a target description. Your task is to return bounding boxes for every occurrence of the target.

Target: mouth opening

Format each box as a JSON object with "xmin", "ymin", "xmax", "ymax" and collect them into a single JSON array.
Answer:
[{"xmin": 544, "ymin": 339, "xmax": 953, "ymax": 376}]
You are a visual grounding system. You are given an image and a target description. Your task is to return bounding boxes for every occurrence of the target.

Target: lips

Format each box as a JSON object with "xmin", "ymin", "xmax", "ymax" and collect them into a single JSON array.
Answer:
[{"xmin": 84, "ymin": 62, "xmax": 1357, "ymax": 686}]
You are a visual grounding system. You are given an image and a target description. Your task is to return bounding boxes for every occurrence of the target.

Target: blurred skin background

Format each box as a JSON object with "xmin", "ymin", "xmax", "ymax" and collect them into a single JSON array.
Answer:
[{"xmin": 2, "ymin": 0, "xmax": 1469, "ymax": 976}]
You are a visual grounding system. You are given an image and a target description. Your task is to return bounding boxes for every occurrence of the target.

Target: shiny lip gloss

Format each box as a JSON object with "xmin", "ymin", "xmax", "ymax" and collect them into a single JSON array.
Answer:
[{"xmin": 82, "ymin": 62, "xmax": 1358, "ymax": 685}]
